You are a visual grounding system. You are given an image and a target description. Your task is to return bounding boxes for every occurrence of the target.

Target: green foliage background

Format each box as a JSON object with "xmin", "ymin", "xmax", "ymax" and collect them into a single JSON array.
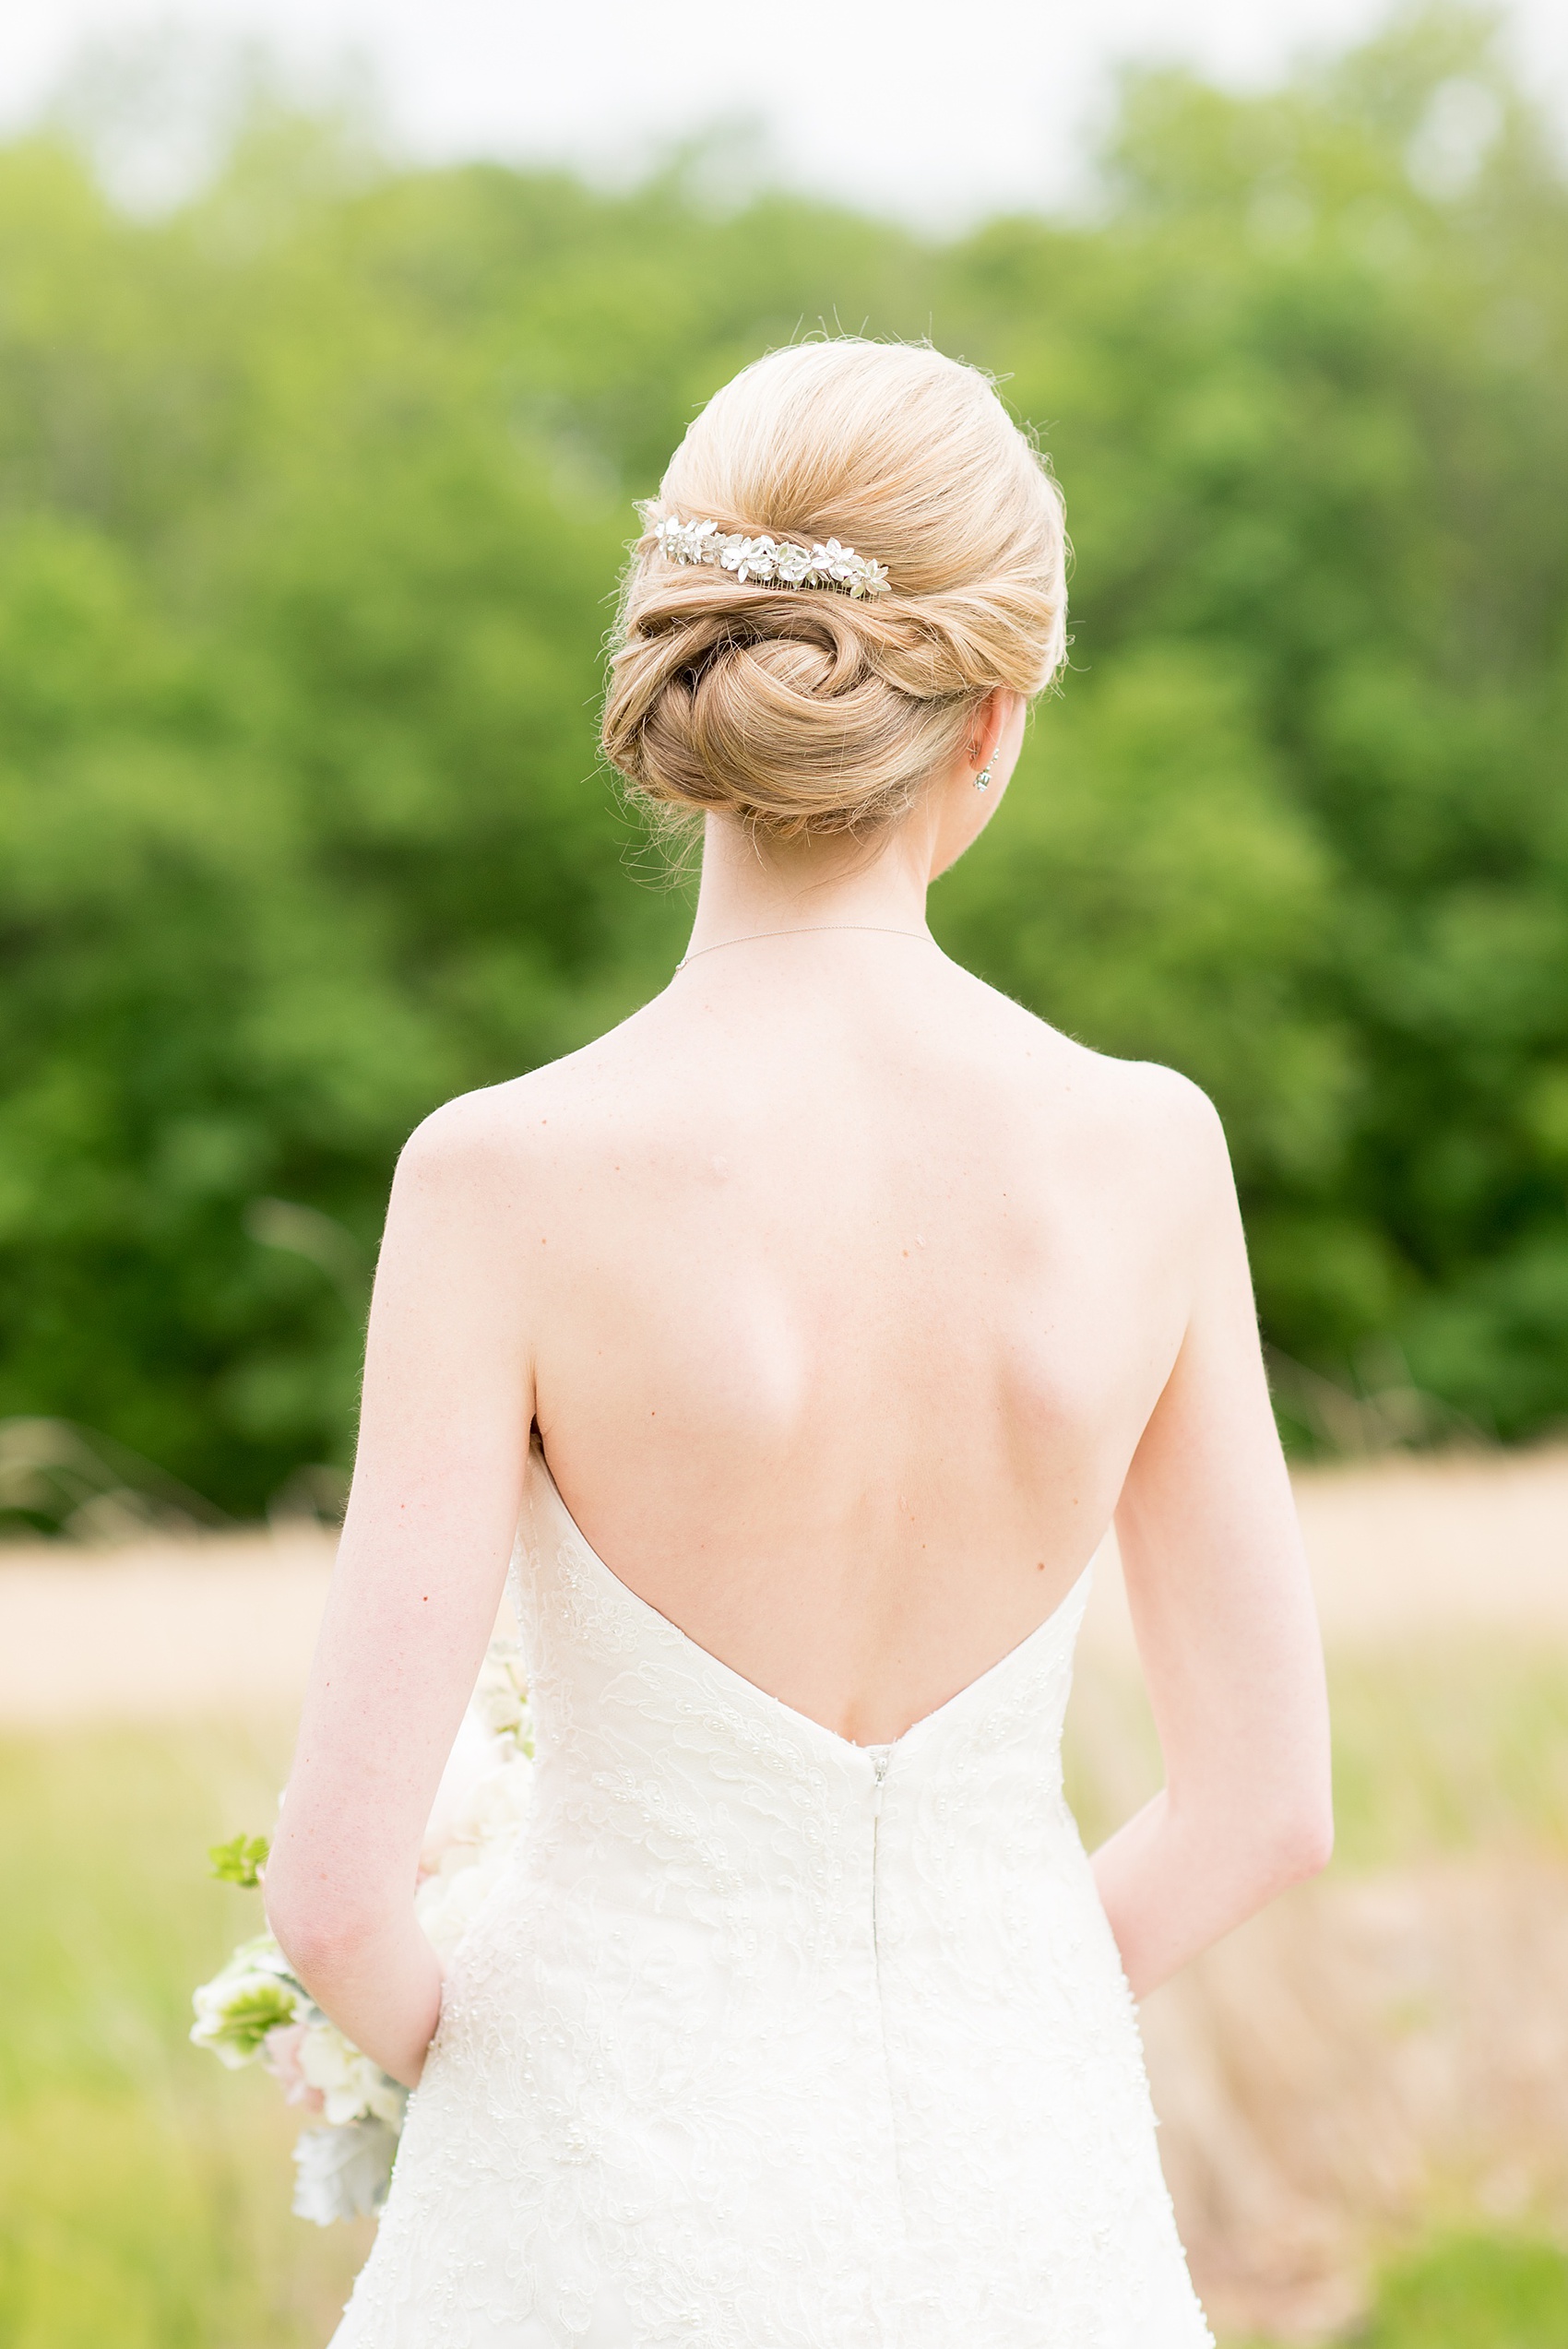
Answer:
[{"xmin": 2, "ymin": 6, "xmax": 1567, "ymax": 1515}]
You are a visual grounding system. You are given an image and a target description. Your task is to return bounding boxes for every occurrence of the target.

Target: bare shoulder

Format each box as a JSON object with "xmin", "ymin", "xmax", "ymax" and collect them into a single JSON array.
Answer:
[
  {"xmin": 391, "ymin": 1063, "xmax": 578, "ymax": 1209},
  {"xmin": 391, "ymin": 1014, "xmax": 657, "ymax": 1205},
  {"xmin": 1075, "ymin": 1045, "xmax": 1226, "ymax": 1167},
  {"xmin": 1077, "ymin": 1059, "xmax": 1240, "ymax": 1282},
  {"xmin": 970, "ymin": 977, "xmax": 1231, "ymax": 1206}
]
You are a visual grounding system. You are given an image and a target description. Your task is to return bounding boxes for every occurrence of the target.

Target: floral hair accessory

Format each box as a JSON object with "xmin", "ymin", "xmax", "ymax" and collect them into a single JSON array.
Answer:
[{"xmin": 653, "ymin": 513, "xmax": 891, "ymax": 599}]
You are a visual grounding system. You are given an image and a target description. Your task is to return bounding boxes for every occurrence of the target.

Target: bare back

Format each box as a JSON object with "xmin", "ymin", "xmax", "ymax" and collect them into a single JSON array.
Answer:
[
  {"xmin": 265, "ymin": 338, "xmax": 1329, "ymax": 2102},
  {"xmin": 465, "ymin": 937, "xmax": 1210, "ymax": 1744}
]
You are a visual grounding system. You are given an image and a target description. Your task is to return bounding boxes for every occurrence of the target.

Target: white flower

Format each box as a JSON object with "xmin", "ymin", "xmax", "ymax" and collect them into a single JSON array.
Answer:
[
  {"xmin": 291, "ymin": 2118, "xmax": 399, "ymax": 2226},
  {"xmin": 471, "ymin": 1643, "xmax": 534, "ymax": 1755},
  {"xmin": 422, "ymin": 1721, "xmax": 535, "ymax": 1874},
  {"xmin": 296, "ymin": 2016, "xmax": 408, "ymax": 2130},
  {"xmin": 191, "ymin": 1934, "xmax": 303, "ymax": 2068},
  {"xmin": 720, "ymin": 534, "xmax": 770, "ymax": 582},
  {"xmin": 774, "ymin": 540, "xmax": 812, "ymax": 585},
  {"xmin": 422, "ymin": 1710, "xmax": 503, "ymax": 1869},
  {"xmin": 422, "ymin": 1643, "xmax": 534, "ymax": 1870},
  {"xmin": 416, "ymin": 1848, "xmax": 505, "ymax": 1958},
  {"xmin": 656, "ymin": 515, "xmax": 720, "ymax": 568},
  {"xmin": 415, "ymin": 1752, "xmax": 535, "ymax": 1961},
  {"xmin": 459, "ymin": 1751, "xmax": 536, "ymax": 1845}
]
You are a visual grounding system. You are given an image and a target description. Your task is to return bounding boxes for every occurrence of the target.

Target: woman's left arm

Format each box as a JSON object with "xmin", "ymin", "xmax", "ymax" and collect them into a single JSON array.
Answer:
[
  {"xmin": 264, "ymin": 1099, "xmax": 537, "ymax": 2086},
  {"xmin": 1091, "ymin": 1083, "xmax": 1334, "ymax": 1999}
]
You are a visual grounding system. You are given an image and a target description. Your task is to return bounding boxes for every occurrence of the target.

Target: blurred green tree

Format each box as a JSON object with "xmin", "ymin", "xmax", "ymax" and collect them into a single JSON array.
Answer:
[{"xmin": 0, "ymin": 5, "xmax": 1563, "ymax": 1513}]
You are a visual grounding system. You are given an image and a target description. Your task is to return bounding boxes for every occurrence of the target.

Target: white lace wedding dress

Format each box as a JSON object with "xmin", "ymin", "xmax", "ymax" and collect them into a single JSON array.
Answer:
[{"xmin": 332, "ymin": 1443, "xmax": 1212, "ymax": 2346}]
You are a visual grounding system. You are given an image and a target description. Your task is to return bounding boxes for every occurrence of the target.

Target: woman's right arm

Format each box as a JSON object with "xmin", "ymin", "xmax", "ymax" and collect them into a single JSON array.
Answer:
[
  {"xmin": 1091, "ymin": 1086, "xmax": 1333, "ymax": 1999},
  {"xmin": 263, "ymin": 1097, "xmax": 539, "ymax": 2083}
]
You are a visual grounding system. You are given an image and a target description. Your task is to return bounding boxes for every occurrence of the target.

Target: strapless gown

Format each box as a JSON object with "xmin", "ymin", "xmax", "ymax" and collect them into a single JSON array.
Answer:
[{"xmin": 331, "ymin": 1444, "xmax": 1212, "ymax": 2346}]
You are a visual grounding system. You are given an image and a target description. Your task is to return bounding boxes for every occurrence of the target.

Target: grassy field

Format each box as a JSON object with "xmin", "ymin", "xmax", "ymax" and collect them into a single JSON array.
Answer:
[
  {"xmin": 1238, "ymin": 2235, "xmax": 1568, "ymax": 2348},
  {"xmin": 2, "ymin": 1662, "xmax": 1567, "ymax": 2344},
  {"xmin": 1066, "ymin": 1638, "xmax": 1568, "ymax": 1869},
  {"xmin": 0, "ymin": 1723, "xmax": 368, "ymax": 2348},
  {"xmin": 1064, "ymin": 1638, "xmax": 1568, "ymax": 2340}
]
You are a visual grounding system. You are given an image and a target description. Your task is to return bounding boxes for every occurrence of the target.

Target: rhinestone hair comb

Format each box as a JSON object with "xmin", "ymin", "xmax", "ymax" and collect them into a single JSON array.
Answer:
[{"xmin": 653, "ymin": 514, "xmax": 891, "ymax": 599}]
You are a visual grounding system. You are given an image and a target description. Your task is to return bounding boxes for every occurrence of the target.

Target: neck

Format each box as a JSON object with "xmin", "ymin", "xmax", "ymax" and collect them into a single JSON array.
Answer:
[{"xmin": 683, "ymin": 810, "xmax": 936, "ymax": 963}]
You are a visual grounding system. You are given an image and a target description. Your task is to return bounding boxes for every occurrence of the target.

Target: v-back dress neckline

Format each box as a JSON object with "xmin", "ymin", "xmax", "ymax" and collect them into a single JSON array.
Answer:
[{"xmin": 527, "ymin": 1437, "xmax": 1097, "ymax": 1762}]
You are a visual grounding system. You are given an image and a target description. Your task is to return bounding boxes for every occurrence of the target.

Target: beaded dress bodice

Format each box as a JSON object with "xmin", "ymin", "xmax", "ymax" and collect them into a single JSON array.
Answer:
[{"xmin": 331, "ymin": 1442, "xmax": 1211, "ymax": 2348}]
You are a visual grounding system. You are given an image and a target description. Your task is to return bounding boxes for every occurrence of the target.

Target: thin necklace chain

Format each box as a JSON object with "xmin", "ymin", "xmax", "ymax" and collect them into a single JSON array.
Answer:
[{"xmin": 675, "ymin": 923, "xmax": 936, "ymax": 971}]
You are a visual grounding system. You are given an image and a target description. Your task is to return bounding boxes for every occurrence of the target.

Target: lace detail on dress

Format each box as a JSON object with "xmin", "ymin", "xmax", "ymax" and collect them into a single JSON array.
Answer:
[{"xmin": 330, "ymin": 1444, "xmax": 1212, "ymax": 2348}]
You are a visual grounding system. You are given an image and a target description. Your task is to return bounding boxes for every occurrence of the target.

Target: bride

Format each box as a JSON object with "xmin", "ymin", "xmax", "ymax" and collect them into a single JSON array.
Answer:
[{"xmin": 264, "ymin": 338, "xmax": 1332, "ymax": 2346}]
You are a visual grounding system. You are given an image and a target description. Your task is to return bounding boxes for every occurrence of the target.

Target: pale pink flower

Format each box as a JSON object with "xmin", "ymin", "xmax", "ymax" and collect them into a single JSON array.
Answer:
[{"xmin": 262, "ymin": 2022, "xmax": 326, "ymax": 2113}]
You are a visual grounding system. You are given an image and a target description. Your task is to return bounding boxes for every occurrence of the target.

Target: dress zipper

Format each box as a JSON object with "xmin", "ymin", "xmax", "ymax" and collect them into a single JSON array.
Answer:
[
  {"xmin": 868, "ymin": 1746, "xmax": 893, "ymax": 1953},
  {"xmin": 866, "ymin": 1743, "xmax": 905, "ymax": 2248}
]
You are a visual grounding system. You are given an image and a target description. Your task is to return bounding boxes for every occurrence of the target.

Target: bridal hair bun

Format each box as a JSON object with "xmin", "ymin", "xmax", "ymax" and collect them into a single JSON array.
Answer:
[{"xmin": 601, "ymin": 339, "xmax": 1067, "ymax": 838}]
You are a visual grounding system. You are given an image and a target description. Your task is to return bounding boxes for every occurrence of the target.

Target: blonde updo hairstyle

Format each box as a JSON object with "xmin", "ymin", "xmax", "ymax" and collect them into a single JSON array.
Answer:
[{"xmin": 601, "ymin": 339, "xmax": 1067, "ymax": 840}]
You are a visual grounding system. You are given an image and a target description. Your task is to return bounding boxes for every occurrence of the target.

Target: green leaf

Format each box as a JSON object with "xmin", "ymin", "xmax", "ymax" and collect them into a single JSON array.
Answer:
[{"xmin": 207, "ymin": 1832, "xmax": 270, "ymax": 1888}]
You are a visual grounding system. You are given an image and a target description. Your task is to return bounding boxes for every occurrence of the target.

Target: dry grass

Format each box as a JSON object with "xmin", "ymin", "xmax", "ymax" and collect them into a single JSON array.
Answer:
[
  {"xmin": 1066, "ymin": 1625, "xmax": 1568, "ymax": 2335},
  {"xmin": 1141, "ymin": 1857, "xmax": 1568, "ymax": 2338}
]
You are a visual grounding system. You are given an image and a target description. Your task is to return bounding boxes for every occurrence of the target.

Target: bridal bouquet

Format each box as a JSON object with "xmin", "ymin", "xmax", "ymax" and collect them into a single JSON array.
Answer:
[{"xmin": 191, "ymin": 1643, "xmax": 534, "ymax": 2224}]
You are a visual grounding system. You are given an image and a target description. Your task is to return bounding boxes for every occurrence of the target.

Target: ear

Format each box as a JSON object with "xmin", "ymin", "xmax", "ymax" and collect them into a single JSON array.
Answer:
[{"xmin": 964, "ymin": 689, "xmax": 1007, "ymax": 773}]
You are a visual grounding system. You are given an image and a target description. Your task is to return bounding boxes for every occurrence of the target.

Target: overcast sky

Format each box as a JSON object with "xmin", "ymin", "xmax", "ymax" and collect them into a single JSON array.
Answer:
[{"xmin": 4, "ymin": 0, "xmax": 1566, "ymax": 228}]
